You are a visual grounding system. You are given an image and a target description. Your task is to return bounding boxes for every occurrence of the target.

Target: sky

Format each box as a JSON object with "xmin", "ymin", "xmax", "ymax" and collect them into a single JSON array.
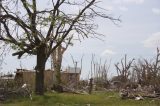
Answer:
[{"xmin": 1, "ymin": 0, "xmax": 160, "ymax": 79}]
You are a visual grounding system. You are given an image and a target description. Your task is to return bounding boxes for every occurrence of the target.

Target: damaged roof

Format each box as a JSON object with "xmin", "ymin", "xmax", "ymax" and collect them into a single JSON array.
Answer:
[{"xmin": 63, "ymin": 67, "xmax": 81, "ymax": 74}]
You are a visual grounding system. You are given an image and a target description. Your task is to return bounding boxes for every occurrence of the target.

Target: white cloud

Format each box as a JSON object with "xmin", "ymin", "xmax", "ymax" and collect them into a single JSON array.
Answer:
[
  {"xmin": 119, "ymin": 6, "xmax": 128, "ymax": 11},
  {"xmin": 152, "ymin": 8, "xmax": 160, "ymax": 15},
  {"xmin": 101, "ymin": 49, "xmax": 116, "ymax": 56},
  {"xmin": 143, "ymin": 32, "xmax": 160, "ymax": 48},
  {"xmin": 113, "ymin": 0, "xmax": 144, "ymax": 4}
]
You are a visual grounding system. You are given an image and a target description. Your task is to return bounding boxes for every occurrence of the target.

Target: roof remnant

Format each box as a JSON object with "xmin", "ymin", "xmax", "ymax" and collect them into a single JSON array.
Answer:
[{"xmin": 63, "ymin": 67, "xmax": 81, "ymax": 74}]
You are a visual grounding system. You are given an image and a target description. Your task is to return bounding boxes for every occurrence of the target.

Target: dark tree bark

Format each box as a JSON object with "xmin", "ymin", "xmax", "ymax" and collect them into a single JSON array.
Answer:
[{"xmin": 35, "ymin": 44, "xmax": 48, "ymax": 95}]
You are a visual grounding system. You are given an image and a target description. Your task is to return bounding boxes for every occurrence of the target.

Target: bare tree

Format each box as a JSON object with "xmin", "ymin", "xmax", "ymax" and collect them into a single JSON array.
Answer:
[
  {"xmin": 70, "ymin": 54, "xmax": 84, "ymax": 89},
  {"xmin": 133, "ymin": 48, "xmax": 160, "ymax": 89},
  {"xmin": 0, "ymin": 0, "xmax": 119, "ymax": 95},
  {"xmin": 115, "ymin": 54, "xmax": 134, "ymax": 83},
  {"xmin": 90, "ymin": 55, "xmax": 111, "ymax": 89},
  {"xmin": 51, "ymin": 36, "xmax": 73, "ymax": 92}
]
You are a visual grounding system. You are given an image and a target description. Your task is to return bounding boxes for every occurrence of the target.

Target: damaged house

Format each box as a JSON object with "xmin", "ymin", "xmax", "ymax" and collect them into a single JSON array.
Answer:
[
  {"xmin": 14, "ymin": 67, "xmax": 81, "ymax": 90},
  {"xmin": 61, "ymin": 67, "xmax": 81, "ymax": 88}
]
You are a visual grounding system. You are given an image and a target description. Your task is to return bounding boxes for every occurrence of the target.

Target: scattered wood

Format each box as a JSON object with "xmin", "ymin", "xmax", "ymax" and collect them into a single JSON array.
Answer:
[
  {"xmin": 0, "ymin": 83, "xmax": 32, "ymax": 101},
  {"xmin": 62, "ymin": 85, "xmax": 89, "ymax": 95},
  {"xmin": 51, "ymin": 84, "xmax": 89, "ymax": 95},
  {"xmin": 119, "ymin": 87, "xmax": 160, "ymax": 100},
  {"xmin": 135, "ymin": 95, "xmax": 144, "ymax": 101}
]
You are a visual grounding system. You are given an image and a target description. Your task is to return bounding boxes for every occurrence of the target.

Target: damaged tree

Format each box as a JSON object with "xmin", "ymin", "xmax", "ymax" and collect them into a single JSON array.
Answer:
[
  {"xmin": 115, "ymin": 55, "xmax": 134, "ymax": 85},
  {"xmin": 91, "ymin": 56, "xmax": 111, "ymax": 89},
  {"xmin": 133, "ymin": 48, "xmax": 160, "ymax": 91},
  {"xmin": 0, "ymin": 0, "xmax": 119, "ymax": 95},
  {"xmin": 51, "ymin": 36, "xmax": 73, "ymax": 92}
]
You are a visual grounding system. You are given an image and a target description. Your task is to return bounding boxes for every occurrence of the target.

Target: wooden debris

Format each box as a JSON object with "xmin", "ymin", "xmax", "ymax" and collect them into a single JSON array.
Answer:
[{"xmin": 119, "ymin": 87, "xmax": 160, "ymax": 100}]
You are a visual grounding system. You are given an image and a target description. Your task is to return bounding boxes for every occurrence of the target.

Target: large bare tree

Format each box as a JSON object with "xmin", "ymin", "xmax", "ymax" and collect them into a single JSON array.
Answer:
[{"xmin": 0, "ymin": 0, "xmax": 119, "ymax": 95}]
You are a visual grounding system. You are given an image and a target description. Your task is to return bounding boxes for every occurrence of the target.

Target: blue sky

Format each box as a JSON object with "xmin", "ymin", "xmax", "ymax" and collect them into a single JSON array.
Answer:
[{"xmin": 1, "ymin": 0, "xmax": 160, "ymax": 79}]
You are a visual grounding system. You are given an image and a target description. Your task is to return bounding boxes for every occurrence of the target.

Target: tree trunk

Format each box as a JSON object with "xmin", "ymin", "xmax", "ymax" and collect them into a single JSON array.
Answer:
[
  {"xmin": 35, "ymin": 44, "xmax": 47, "ymax": 95},
  {"xmin": 52, "ymin": 45, "xmax": 63, "ymax": 92},
  {"xmin": 53, "ymin": 61, "xmax": 63, "ymax": 92},
  {"xmin": 89, "ymin": 78, "xmax": 93, "ymax": 94}
]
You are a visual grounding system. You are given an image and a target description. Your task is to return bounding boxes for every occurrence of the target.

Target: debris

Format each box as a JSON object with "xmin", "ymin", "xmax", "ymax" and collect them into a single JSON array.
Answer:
[
  {"xmin": 0, "ymin": 95, "xmax": 5, "ymax": 101},
  {"xmin": 22, "ymin": 83, "xmax": 27, "ymax": 88},
  {"xmin": 0, "ymin": 83, "xmax": 32, "ymax": 101},
  {"xmin": 135, "ymin": 95, "xmax": 144, "ymax": 100},
  {"xmin": 119, "ymin": 89, "xmax": 128, "ymax": 99},
  {"xmin": 119, "ymin": 86, "xmax": 160, "ymax": 100}
]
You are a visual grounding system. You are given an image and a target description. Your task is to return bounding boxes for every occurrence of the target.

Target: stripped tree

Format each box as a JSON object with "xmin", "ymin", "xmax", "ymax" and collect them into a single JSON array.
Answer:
[
  {"xmin": 51, "ymin": 36, "xmax": 73, "ymax": 92},
  {"xmin": 115, "ymin": 54, "xmax": 135, "ymax": 83},
  {"xmin": 133, "ymin": 48, "xmax": 160, "ymax": 90}
]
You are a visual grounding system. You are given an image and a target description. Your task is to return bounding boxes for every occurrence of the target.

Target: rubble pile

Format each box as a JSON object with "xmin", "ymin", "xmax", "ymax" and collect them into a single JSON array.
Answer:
[{"xmin": 119, "ymin": 86, "xmax": 160, "ymax": 100}]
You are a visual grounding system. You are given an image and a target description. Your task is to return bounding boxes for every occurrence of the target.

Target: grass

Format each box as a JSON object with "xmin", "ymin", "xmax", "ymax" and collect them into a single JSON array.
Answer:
[{"xmin": 1, "ymin": 91, "xmax": 160, "ymax": 106}]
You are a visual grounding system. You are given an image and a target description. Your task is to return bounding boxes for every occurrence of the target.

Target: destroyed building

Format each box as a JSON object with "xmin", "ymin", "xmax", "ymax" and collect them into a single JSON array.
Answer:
[{"xmin": 14, "ymin": 67, "xmax": 81, "ymax": 90}]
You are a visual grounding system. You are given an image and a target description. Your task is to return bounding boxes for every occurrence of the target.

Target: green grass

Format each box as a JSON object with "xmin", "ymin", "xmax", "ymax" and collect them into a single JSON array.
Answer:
[{"xmin": 1, "ymin": 91, "xmax": 160, "ymax": 106}]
